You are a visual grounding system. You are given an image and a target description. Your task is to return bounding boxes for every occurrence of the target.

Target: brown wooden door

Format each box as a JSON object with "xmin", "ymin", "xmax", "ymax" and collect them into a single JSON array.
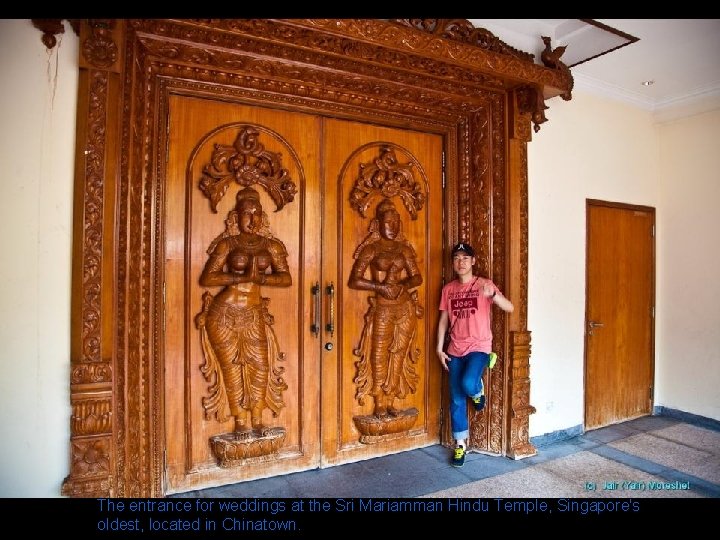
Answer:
[
  {"xmin": 163, "ymin": 96, "xmax": 442, "ymax": 493},
  {"xmin": 320, "ymin": 119, "xmax": 443, "ymax": 466},
  {"xmin": 585, "ymin": 200, "xmax": 655, "ymax": 430}
]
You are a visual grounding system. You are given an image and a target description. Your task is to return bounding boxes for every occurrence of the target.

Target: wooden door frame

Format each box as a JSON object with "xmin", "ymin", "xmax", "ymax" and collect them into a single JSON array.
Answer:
[{"xmin": 52, "ymin": 19, "xmax": 573, "ymax": 497}]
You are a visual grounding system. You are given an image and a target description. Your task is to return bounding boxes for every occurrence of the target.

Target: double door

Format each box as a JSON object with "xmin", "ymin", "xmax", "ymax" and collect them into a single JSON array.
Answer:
[{"xmin": 164, "ymin": 95, "xmax": 443, "ymax": 493}]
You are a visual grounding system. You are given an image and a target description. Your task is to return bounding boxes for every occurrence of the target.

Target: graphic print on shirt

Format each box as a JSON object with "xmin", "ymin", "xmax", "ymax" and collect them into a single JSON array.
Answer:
[{"xmin": 448, "ymin": 288, "xmax": 480, "ymax": 321}]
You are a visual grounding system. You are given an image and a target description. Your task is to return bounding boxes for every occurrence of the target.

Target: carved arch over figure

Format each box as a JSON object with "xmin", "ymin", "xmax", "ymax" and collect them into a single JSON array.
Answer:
[{"xmin": 49, "ymin": 18, "xmax": 573, "ymax": 497}]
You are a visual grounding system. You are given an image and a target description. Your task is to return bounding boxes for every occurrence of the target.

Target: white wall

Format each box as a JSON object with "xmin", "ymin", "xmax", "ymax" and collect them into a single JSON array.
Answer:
[
  {"xmin": 0, "ymin": 20, "xmax": 77, "ymax": 497},
  {"xmin": 527, "ymin": 96, "xmax": 720, "ymax": 437},
  {"xmin": 0, "ymin": 19, "xmax": 717, "ymax": 497},
  {"xmin": 656, "ymin": 109, "xmax": 720, "ymax": 420},
  {"xmin": 527, "ymin": 93, "xmax": 661, "ymax": 436}
]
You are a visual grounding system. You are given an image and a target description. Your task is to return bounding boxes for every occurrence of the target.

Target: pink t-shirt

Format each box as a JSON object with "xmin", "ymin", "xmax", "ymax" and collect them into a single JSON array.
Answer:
[{"xmin": 440, "ymin": 277, "xmax": 498, "ymax": 356}]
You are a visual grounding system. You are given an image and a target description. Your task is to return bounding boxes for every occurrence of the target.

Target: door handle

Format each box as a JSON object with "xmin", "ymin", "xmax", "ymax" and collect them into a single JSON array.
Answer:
[
  {"xmin": 588, "ymin": 320, "xmax": 604, "ymax": 335},
  {"xmin": 311, "ymin": 282, "xmax": 320, "ymax": 337},
  {"xmin": 325, "ymin": 282, "xmax": 335, "ymax": 337}
]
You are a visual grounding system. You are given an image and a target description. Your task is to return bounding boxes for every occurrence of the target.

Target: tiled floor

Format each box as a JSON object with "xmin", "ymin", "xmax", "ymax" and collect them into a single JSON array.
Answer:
[{"xmin": 170, "ymin": 415, "xmax": 720, "ymax": 499}]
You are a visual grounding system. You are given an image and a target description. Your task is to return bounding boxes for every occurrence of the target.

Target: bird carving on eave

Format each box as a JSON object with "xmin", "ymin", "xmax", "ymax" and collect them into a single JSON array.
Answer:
[
  {"xmin": 541, "ymin": 36, "xmax": 568, "ymax": 70},
  {"xmin": 541, "ymin": 35, "xmax": 573, "ymax": 101}
]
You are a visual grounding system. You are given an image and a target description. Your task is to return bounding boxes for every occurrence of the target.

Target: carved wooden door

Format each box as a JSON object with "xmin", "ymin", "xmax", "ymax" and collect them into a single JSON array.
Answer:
[
  {"xmin": 321, "ymin": 119, "xmax": 443, "ymax": 466},
  {"xmin": 164, "ymin": 96, "xmax": 442, "ymax": 494}
]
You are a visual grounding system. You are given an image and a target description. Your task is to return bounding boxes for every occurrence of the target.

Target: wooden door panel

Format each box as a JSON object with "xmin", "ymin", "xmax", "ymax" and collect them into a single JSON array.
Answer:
[
  {"xmin": 165, "ymin": 95, "xmax": 321, "ymax": 493},
  {"xmin": 321, "ymin": 119, "xmax": 443, "ymax": 465},
  {"xmin": 585, "ymin": 202, "xmax": 654, "ymax": 430}
]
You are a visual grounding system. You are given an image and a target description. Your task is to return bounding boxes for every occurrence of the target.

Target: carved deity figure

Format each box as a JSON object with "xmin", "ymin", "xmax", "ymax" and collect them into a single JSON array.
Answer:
[
  {"xmin": 196, "ymin": 186, "xmax": 291, "ymax": 433},
  {"xmin": 348, "ymin": 198, "xmax": 424, "ymax": 418}
]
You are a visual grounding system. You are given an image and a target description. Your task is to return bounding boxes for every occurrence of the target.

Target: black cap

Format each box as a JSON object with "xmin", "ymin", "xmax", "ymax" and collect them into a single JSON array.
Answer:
[{"xmin": 451, "ymin": 242, "xmax": 475, "ymax": 257}]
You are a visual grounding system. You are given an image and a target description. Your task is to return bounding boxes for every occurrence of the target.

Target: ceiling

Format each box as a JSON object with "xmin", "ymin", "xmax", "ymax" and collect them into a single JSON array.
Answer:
[{"xmin": 468, "ymin": 19, "xmax": 720, "ymax": 121}]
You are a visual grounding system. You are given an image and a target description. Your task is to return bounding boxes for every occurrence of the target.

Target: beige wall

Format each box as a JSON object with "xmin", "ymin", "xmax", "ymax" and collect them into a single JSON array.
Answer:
[
  {"xmin": 0, "ymin": 20, "xmax": 717, "ymax": 496},
  {"xmin": 0, "ymin": 20, "xmax": 77, "ymax": 496},
  {"xmin": 527, "ymin": 93, "xmax": 661, "ymax": 436},
  {"xmin": 656, "ymin": 109, "xmax": 720, "ymax": 420},
  {"xmin": 528, "ymin": 97, "xmax": 720, "ymax": 437}
]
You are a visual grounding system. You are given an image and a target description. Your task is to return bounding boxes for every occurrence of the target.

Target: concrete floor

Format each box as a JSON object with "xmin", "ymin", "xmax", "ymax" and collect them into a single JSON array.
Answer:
[{"xmin": 170, "ymin": 414, "xmax": 720, "ymax": 499}]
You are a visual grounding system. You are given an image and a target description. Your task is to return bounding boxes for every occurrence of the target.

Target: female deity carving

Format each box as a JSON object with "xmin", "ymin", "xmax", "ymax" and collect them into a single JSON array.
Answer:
[
  {"xmin": 348, "ymin": 198, "xmax": 424, "ymax": 418},
  {"xmin": 196, "ymin": 186, "xmax": 291, "ymax": 433}
]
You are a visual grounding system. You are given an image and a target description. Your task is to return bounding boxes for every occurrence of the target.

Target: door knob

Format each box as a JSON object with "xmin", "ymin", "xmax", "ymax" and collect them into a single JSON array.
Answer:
[{"xmin": 588, "ymin": 320, "xmax": 604, "ymax": 335}]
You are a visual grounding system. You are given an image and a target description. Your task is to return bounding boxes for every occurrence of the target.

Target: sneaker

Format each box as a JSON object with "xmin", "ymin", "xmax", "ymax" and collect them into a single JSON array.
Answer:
[
  {"xmin": 451, "ymin": 446, "xmax": 466, "ymax": 467},
  {"xmin": 471, "ymin": 378, "xmax": 486, "ymax": 411},
  {"xmin": 488, "ymin": 352, "xmax": 497, "ymax": 369}
]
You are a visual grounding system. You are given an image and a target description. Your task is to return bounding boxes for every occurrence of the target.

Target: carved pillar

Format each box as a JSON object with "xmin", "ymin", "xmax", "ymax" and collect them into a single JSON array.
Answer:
[
  {"xmin": 504, "ymin": 87, "xmax": 538, "ymax": 459},
  {"xmin": 61, "ymin": 19, "xmax": 124, "ymax": 497},
  {"xmin": 507, "ymin": 330, "xmax": 536, "ymax": 458}
]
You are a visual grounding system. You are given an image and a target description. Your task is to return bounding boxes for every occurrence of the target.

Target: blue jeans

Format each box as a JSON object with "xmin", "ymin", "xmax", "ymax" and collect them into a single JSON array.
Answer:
[{"xmin": 447, "ymin": 350, "xmax": 490, "ymax": 441}]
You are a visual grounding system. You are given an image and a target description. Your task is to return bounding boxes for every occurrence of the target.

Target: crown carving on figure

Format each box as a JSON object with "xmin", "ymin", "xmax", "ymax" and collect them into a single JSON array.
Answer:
[
  {"xmin": 349, "ymin": 145, "xmax": 426, "ymax": 220},
  {"xmin": 198, "ymin": 125, "xmax": 297, "ymax": 213}
]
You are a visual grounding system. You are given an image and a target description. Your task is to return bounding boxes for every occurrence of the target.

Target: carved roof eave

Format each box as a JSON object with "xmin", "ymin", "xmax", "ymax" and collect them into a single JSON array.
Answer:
[
  {"xmin": 279, "ymin": 19, "xmax": 573, "ymax": 101},
  {"xmin": 142, "ymin": 18, "xmax": 572, "ymax": 103},
  {"xmin": 32, "ymin": 18, "xmax": 572, "ymax": 104}
]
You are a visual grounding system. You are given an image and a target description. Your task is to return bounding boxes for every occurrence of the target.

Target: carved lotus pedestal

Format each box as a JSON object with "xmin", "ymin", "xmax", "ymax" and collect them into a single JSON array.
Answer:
[
  {"xmin": 353, "ymin": 408, "xmax": 418, "ymax": 444},
  {"xmin": 210, "ymin": 427, "xmax": 286, "ymax": 468}
]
